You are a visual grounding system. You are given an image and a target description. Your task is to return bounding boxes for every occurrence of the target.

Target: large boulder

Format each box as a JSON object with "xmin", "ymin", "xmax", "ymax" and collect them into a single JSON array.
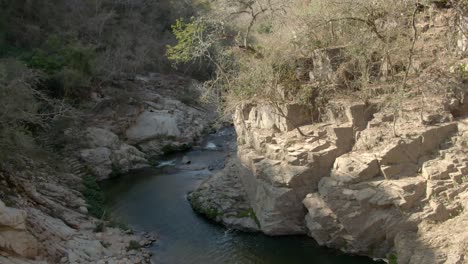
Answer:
[
  {"xmin": 331, "ymin": 153, "xmax": 381, "ymax": 183},
  {"xmin": 80, "ymin": 127, "xmax": 149, "ymax": 180},
  {"xmin": 187, "ymin": 158, "xmax": 260, "ymax": 232},
  {"xmin": 126, "ymin": 110, "xmax": 181, "ymax": 143}
]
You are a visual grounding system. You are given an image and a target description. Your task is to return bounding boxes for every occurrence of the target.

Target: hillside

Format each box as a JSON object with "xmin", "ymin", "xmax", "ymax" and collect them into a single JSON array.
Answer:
[{"xmin": 1, "ymin": 0, "xmax": 468, "ymax": 263}]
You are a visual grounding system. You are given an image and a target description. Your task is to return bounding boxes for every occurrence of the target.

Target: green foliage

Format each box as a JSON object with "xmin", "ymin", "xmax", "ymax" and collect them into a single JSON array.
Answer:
[
  {"xmin": 235, "ymin": 208, "xmax": 261, "ymax": 228},
  {"xmin": 109, "ymin": 163, "xmax": 124, "ymax": 179},
  {"xmin": 388, "ymin": 253, "xmax": 398, "ymax": 264},
  {"xmin": 188, "ymin": 192, "xmax": 222, "ymax": 220},
  {"xmin": 81, "ymin": 174, "xmax": 105, "ymax": 218},
  {"xmin": 21, "ymin": 35, "xmax": 94, "ymax": 76},
  {"xmin": 258, "ymin": 22, "xmax": 273, "ymax": 34},
  {"xmin": 166, "ymin": 18, "xmax": 207, "ymax": 64},
  {"xmin": 13, "ymin": 35, "xmax": 95, "ymax": 102},
  {"xmin": 454, "ymin": 62, "xmax": 468, "ymax": 81}
]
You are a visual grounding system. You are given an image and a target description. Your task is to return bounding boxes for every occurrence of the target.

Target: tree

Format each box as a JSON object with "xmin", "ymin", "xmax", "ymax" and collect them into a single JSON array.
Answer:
[
  {"xmin": 225, "ymin": 0, "xmax": 289, "ymax": 48},
  {"xmin": 166, "ymin": 17, "xmax": 232, "ymax": 103}
]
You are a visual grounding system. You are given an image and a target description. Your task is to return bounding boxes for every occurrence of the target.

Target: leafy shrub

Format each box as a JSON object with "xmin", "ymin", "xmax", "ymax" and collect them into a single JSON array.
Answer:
[
  {"xmin": 81, "ymin": 174, "xmax": 105, "ymax": 218},
  {"xmin": 166, "ymin": 18, "xmax": 207, "ymax": 64}
]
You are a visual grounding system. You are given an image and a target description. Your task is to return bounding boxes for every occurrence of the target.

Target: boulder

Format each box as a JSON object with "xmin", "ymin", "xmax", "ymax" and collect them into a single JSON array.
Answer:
[
  {"xmin": 187, "ymin": 158, "xmax": 261, "ymax": 232},
  {"xmin": 126, "ymin": 110, "xmax": 181, "ymax": 143},
  {"xmin": 331, "ymin": 153, "xmax": 380, "ymax": 183},
  {"xmin": 303, "ymin": 194, "xmax": 345, "ymax": 247},
  {"xmin": 85, "ymin": 127, "xmax": 119, "ymax": 149},
  {"xmin": 80, "ymin": 147, "xmax": 113, "ymax": 179}
]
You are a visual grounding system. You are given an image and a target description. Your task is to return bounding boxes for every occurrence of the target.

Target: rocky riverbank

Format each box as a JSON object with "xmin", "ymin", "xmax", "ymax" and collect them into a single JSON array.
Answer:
[
  {"xmin": 191, "ymin": 97, "xmax": 468, "ymax": 263},
  {"xmin": 0, "ymin": 73, "xmax": 215, "ymax": 263}
]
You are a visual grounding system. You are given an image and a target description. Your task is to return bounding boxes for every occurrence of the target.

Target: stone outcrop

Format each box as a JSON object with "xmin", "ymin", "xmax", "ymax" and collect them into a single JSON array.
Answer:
[
  {"xmin": 191, "ymin": 93, "xmax": 468, "ymax": 263},
  {"xmin": 79, "ymin": 127, "xmax": 149, "ymax": 180},
  {"xmin": 188, "ymin": 8, "xmax": 468, "ymax": 258},
  {"xmin": 71, "ymin": 73, "xmax": 214, "ymax": 180},
  {"xmin": 109, "ymin": 74, "xmax": 211, "ymax": 157},
  {"xmin": 188, "ymin": 157, "xmax": 260, "ymax": 232},
  {"xmin": 0, "ymin": 160, "xmax": 156, "ymax": 264},
  {"xmin": 232, "ymin": 101, "xmax": 369, "ymax": 235}
]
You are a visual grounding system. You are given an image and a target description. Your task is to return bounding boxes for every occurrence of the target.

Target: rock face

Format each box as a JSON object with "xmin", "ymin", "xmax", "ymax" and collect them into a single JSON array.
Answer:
[
  {"xmin": 120, "ymin": 75, "xmax": 212, "ymax": 156},
  {"xmin": 126, "ymin": 110, "xmax": 181, "ymax": 142},
  {"xmin": 0, "ymin": 160, "xmax": 155, "ymax": 264},
  {"xmin": 72, "ymin": 73, "xmax": 214, "ymax": 179},
  {"xmin": 191, "ymin": 94, "xmax": 468, "ymax": 262},
  {"xmin": 232, "ymin": 101, "xmax": 364, "ymax": 235}
]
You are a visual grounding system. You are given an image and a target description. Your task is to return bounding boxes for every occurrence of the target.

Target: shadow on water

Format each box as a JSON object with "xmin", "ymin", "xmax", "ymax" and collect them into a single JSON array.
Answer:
[{"xmin": 101, "ymin": 128, "xmax": 381, "ymax": 264}]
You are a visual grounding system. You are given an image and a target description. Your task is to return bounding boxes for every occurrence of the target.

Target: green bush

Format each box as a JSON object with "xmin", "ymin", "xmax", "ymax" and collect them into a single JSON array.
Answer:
[
  {"xmin": 81, "ymin": 174, "xmax": 105, "ymax": 218},
  {"xmin": 388, "ymin": 253, "xmax": 398, "ymax": 264},
  {"xmin": 166, "ymin": 18, "xmax": 207, "ymax": 64},
  {"xmin": 17, "ymin": 35, "xmax": 95, "ymax": 102}
]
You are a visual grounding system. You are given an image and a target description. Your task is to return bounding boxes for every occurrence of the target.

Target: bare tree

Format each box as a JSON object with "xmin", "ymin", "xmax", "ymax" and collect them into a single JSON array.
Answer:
[{"xmin": 226, "ymin": 0, "xmax": 289, "ymax": 48}]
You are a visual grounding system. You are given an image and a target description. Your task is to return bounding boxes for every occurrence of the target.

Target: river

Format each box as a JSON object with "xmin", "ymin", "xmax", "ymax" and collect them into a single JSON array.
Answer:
[{"xmin": 102, "ymin": 128, "xmax": 380, "ymax": 264}]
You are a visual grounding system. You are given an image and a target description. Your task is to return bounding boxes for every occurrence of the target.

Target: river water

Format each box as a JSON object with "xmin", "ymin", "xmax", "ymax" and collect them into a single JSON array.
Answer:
[{"xmin": 102, "ymin": 128, "xmax": 380, "ymax": 264}]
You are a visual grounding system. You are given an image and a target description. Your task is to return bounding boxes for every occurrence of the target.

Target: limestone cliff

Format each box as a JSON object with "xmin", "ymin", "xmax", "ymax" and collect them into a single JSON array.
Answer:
[
  {"xmin": 189, "ymin": 6, "xmax": 468, "ymax": 263},
  {"xmin": 192, "ymin": 95, "xmax": 468, "ymax": 263}
]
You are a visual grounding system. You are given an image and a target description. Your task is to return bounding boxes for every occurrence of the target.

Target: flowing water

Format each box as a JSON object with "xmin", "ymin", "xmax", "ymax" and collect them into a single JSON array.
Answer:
[{"xmin": 102, "ymin": 128, "xmax": 380, "ymax": 264}]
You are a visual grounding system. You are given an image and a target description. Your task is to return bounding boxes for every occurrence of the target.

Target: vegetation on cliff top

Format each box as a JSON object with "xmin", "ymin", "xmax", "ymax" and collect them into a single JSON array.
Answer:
[{"xmin": 167, "ymin": 0, "xmax": 468, "ymax": 127}]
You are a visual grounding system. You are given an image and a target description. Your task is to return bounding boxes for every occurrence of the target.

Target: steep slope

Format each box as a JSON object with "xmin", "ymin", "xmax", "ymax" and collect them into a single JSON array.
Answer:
[{"xmin": 189, "ymin": 4, "xmax": 468, "ymax": 263}]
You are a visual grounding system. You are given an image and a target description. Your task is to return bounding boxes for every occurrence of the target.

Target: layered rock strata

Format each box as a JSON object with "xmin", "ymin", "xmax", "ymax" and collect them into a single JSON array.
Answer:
[{"xmin": 192, "ymin": 98, "xmax": 468, "ymax": 262}]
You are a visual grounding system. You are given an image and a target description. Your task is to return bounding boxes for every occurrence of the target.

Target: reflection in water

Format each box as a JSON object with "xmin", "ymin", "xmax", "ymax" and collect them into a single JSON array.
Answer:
[{"xmin": 102, "ymin": 128, "xmax": 380, "ymax": 264}]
